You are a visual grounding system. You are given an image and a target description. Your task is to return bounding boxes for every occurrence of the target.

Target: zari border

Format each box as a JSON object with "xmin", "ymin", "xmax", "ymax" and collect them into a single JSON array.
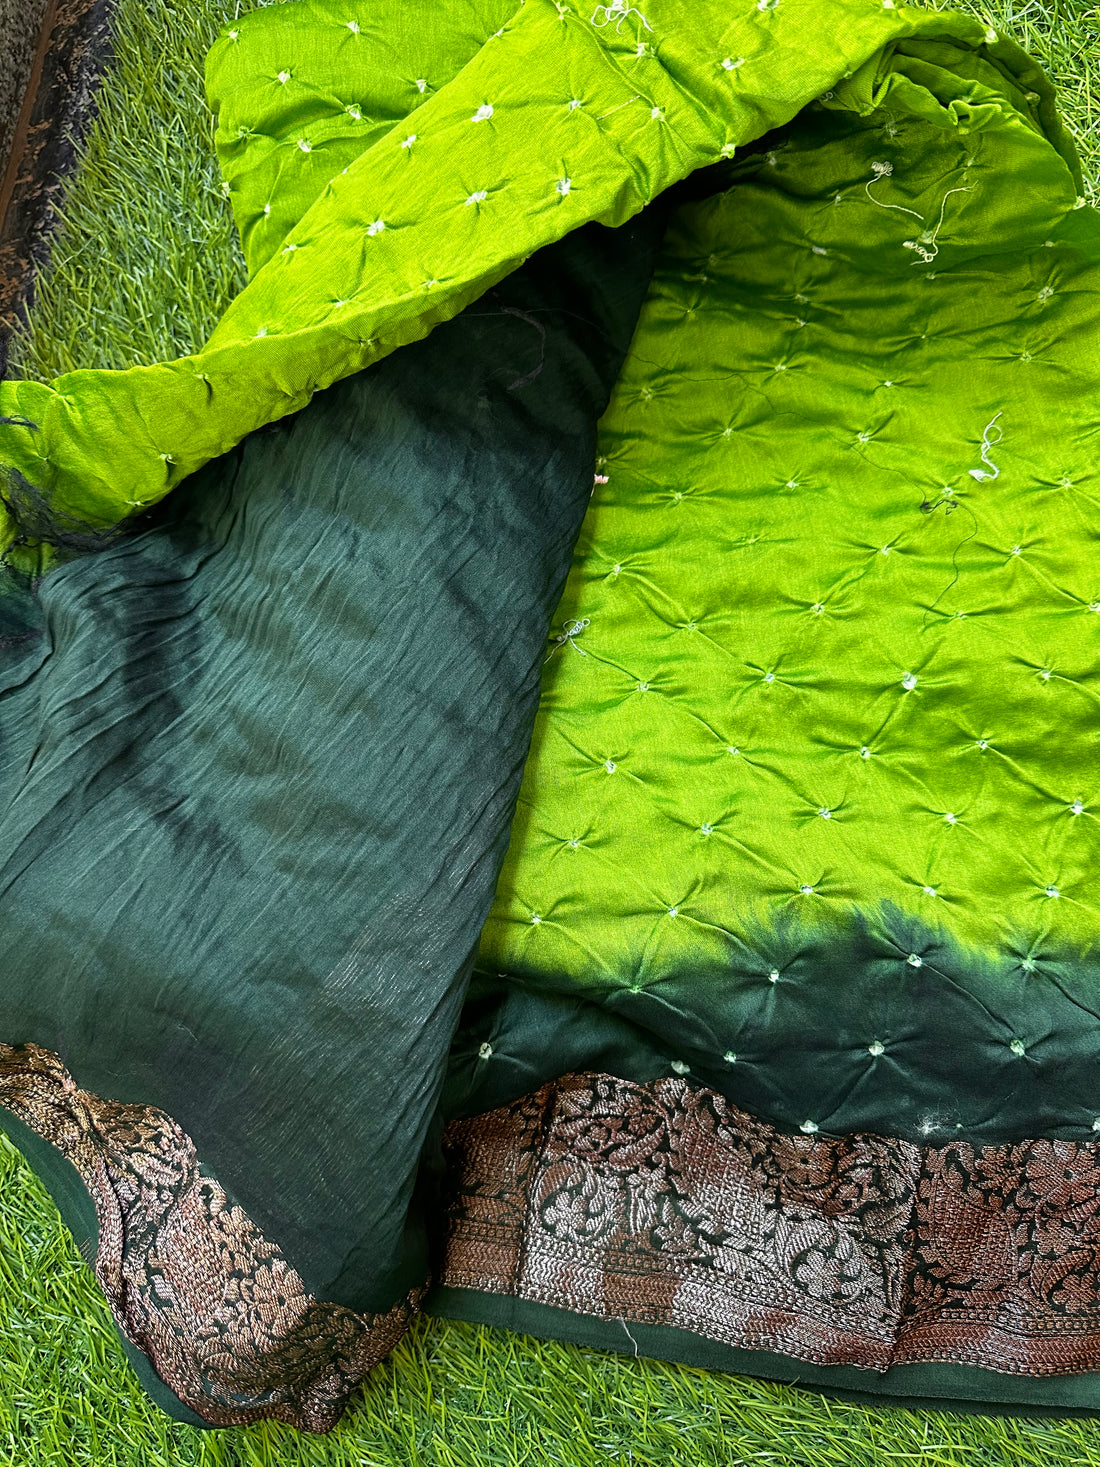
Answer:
[
  {"xmin": 439, "ymin": 1072, "xmax": 1100, "ymax": 1378},
  {"xmin": 0, "ymin": 1042, "xmax": 420, "ymax": 1431},
  {"xmin": 0, "ymin": 0, "xmax": 115, "ymax": 371}
]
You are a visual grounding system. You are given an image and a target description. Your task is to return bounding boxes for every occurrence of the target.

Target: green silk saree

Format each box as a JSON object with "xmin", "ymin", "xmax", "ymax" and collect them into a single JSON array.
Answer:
[{"xmin": 1, "ymin": 0, "xmax": 1100, "ymax": 1431}]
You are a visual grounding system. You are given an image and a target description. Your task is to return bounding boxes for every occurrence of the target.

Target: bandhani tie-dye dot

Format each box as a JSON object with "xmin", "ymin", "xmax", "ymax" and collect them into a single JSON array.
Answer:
[{"xmin": 1, "ymin": 0, "xmax": 1099, "ymax": 1433}]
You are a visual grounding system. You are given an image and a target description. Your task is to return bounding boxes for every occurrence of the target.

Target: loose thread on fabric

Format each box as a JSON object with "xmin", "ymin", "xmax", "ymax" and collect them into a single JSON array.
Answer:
[
  {"xmin": 864, "ymin": 162, "xmax": 922, "ymax": 221},
  {"xmin": 545, "ymin": 617, "xmax": 590, "ymax": 662},
  {"xmin": 618, "ymin": 1317, "xmax": 641, "ymax": 1357},
  {"xmin": 919, "ymin": 415, "xmax": 1003, "ymax": 622},
  {"xmin": 903, "ymin": 185, "xmax": 972, "ymax": 264},
  {"xmin": 968, "ymin": 411, "xmax": 1003, "ymax": 481},
  {"xmin": 500, "ymin": 307, "xmax": 548, "ymax": 391},
  {"xmin": 597, "ymin": 95, "xmax": 642, "ymax": 121},
  {"xmin": 591, "ymin": 0, "xmax": 653, "ymax": 33},
  {"xmin": 921, "ymin": 494, "xmax": 979, "ymax": 628},
  {"xmin": 864, "ymin": 163, "xmax": 971, "ymax": 265}
]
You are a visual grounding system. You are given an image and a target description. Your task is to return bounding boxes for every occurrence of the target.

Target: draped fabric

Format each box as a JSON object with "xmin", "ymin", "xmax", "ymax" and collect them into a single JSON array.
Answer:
[{"xmin": 1, "ymin": 0, "xmax": 1099, "ymax": 1431}]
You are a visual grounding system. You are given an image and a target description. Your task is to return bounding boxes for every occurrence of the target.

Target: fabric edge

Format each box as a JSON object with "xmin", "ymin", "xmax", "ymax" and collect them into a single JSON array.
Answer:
[
  {"xmin": 0, "ymin": 1042, "xmax": 423, "ymax": 1432},
  {"xmin": 437, "ymin": 1071, "xmax": 1100, "ymax": 1410}
]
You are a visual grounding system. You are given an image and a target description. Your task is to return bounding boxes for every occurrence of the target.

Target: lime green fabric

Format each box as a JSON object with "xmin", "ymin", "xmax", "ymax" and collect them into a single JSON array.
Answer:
[
  {"xmin": 1, "ymin": 0, "xmax": 1099, "ymax": 1430},
  {"xmin": 466, "ymin": 51, "xmax": 1100, "ymax": 1142},
  {"xmin": 0, "ymin": 0, "xmax": 1076, "ymax": 558}
]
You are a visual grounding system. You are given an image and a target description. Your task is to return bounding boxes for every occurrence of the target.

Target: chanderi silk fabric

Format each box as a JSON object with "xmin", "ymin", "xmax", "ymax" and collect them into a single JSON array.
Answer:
[{"xmin": 1, "ymin": 0, "xmax": 1099, "ymax": 1431}]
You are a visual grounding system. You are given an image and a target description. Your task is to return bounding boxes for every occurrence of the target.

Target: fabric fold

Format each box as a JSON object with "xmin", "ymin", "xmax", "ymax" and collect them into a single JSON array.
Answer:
[
  {"xmin": 0, "ymin": 0, "xmax": 1074, "ymax": 564},
  {"xmin": 1, "ymin": 0, "xmax": 1099, "ymax": 1435}
]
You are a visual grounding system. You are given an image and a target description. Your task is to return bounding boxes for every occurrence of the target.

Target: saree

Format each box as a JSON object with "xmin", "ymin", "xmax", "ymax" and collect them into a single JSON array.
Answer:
[{"xmin": 1, "ymin": 0, "xmax": 1099, "ymax": 1432}]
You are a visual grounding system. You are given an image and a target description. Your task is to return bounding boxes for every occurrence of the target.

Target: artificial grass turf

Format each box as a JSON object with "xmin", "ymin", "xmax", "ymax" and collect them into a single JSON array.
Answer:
[{"xmin": 1, "ymin": 1, "xmax": 1099, "ymax": 1464}]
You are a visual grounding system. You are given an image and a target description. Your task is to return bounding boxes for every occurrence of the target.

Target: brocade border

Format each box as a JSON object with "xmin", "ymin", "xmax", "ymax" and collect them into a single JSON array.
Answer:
[{"xmin": 439, "ymin": 1072, "xmax": 1100, "ymax": 1377}]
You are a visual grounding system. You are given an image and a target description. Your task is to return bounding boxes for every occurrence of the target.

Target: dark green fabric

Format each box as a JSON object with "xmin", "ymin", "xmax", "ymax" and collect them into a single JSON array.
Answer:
[
  {"xmin": 427, "ymin": 1288, "xmax": 1100, "ymax": 1419},
  {"xmin": 0, "ymin": 211, "xmax": 667, "ymax": 1309},
  {"xmin": 1, "ymin": 0, "xmax": 1099, "ymax": 1430}
]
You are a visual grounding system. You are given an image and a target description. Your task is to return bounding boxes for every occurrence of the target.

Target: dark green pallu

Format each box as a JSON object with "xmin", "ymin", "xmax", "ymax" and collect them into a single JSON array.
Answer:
[{"xmin": 1, "ymin": 0, "xmax": 1100, "ymax": 1433}]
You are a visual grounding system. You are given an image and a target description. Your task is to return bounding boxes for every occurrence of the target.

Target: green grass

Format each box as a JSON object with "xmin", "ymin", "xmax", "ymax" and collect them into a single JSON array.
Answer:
[{"xmin": 2, "ymin": 0, "xmax": 1100, "ymax": 1464}]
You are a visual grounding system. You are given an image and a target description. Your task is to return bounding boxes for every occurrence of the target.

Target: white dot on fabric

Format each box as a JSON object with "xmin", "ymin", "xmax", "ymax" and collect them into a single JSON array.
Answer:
[
  {"xmin": 277, "ymin": 70, "xmax": 291, "ymax": 83},
  {"xmin": 799, "ymin": 883, "xmax": 814, "ymax": 895},
  {"xmin": 800, "ymin": 1120, "xmax": 819, "ymax": 1134},
  {"xmin": 868, "ymin": 1041, "xmax": 885, "ymax": 1056},
  {"xmin": 367, "ymin": 219, "xmax": 385, "ymax": 234},
  {"xmin": 346, "ymin": 19, "xmax": 360, "ymax": 31},
  {"xmin": 556, "ymin": 178, "xmax": 572, "ymax": 196},
  {"xmin": 902, "ymin": 672, "xmax": 917, "ymax": 691},
  {"xmin": 473, "ymin": 103, "xmax": 494, "ymax": 121},
  {"xmin": 1010, "ymin": 1039, "xmax": 1026, "ymax": 1057},
  {"xmin": 297, "ymin": 139, "xmax": 312, "ymax": 152},
  {"xmin": 605, "ymin": 760, "xmax": 616, "ymax": 773},
  {"xmin": 465, "ymin": 191, "xmax": 488, "ymax": 206},
  {"xmin": 1071, "ymin": 800, "xmax": 1084, "ymax": 816},
  {"xmin": 671, "ymin": 1060, "xmax": 690, "ymax": 1075},
  {"xmin": 1046, "ymin": 885, "xmax": 1061, "ymax": 898},
  {"xmin": 401, "ymin": 134, "xmax": 416, "ymax": 148},
  {"xmin": 907, "ymin": 953, "xmax": 922, "ymax": 968}
]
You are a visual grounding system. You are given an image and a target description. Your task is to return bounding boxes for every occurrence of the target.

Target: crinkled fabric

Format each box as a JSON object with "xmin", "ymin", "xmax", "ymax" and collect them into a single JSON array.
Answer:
[{"xmin": 0, "ymin": 0, "xmax": 1099, "ymax": 1434}]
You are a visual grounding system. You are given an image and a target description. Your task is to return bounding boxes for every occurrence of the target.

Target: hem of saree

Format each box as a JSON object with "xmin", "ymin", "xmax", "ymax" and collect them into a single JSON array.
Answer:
[
  {"xmin": 0, "ymin": 1041, "xmax": 421, "ymax": 1432},
  {"xmin": 0, "ymin": 0, "xmax": 116, "ymax": 370},
  {"xmin": 435, "ymin": 1071, "xmax": 1100, "ymax": 1408},
  {"xmin": 13, "ymin": 1042, "xmax": 1100, "ymax": 1424},
  {"xmin": 424, "ymin": 1287, "xmax": 1100, "ymax": 1419},
  {"xmin": 0, "ymin": 1102, "xmax": 215, "ymax": 1430}
]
